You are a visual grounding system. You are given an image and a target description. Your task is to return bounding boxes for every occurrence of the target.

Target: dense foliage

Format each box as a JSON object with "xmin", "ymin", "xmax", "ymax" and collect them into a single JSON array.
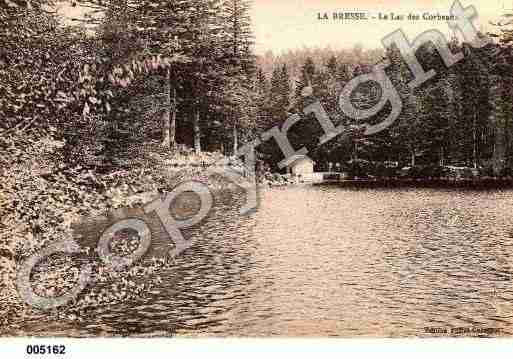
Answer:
[
  {"xmin": 0, "ymin": 0, "xmax": 256, "ymax": 329},
  {"xmin": 256, "ymin": 37, "xmax": 513, "ymax": 176},
  {"xmin": 2, "ymin": 0, "xmax": 513, "ymax": 331}
]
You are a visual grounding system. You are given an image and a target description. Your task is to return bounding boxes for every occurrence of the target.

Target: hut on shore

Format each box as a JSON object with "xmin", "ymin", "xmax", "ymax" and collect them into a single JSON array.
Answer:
[{"xmin": 286, "ymin": 155, "xmax": 315, "ymax": 181}]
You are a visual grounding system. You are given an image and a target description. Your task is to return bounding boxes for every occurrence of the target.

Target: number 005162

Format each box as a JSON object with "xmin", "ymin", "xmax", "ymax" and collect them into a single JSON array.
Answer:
[{"xmin": 26, "ymin": 345, "xmax": 66, "ymax": 355}]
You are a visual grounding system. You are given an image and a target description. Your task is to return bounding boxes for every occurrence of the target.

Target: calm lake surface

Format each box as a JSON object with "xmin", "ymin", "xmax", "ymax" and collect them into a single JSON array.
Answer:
[{"xmin": 10, "ymin": 186, "xmax": 513, "ymax": 337}]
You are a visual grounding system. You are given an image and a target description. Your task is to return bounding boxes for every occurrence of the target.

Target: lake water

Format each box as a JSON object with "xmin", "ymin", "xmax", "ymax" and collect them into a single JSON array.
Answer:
[{"xmin": 8, "ymin": 186, "xmax": 513, "ymax": 337}]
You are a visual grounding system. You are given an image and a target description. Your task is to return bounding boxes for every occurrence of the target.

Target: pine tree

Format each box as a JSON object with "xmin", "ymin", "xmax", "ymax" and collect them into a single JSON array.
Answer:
[
  {"xmin": 220, "ymin": 0, "xmax": 256, "ymax": 155},
  {"xmin": 269, "ymin": 64, "xmax": 290, "ymax": 124},
  {"xmin": 385, "ymin": 45, "xmax": 423, "ymax": 166},
  {"xmin": 326, "ymin": 56, "xmax": 338, "ymax": 77},
  {"xmin": 490, "ymin": 10, "xmax": 513, "ymax": 173},
  {"xmin": 295, "ymin": 57, "xmax": 316, "ymax": 100},
  {"xmin": 255, "ymin": 68, "xmax": 271, "ymax": 131},
  {"xmin": 221, "ymin": 0, "xmax": 255, "ymax": 72}
]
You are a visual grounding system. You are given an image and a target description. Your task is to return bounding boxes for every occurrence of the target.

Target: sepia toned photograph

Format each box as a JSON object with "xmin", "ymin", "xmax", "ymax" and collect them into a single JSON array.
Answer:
[{"xmin": 2, "ymin": 0, "xmax": 513, "ymax": 343}]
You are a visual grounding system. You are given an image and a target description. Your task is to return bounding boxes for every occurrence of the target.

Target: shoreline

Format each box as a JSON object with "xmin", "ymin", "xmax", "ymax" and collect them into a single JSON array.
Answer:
[{"xmin": 312, "ymin": 178, "xmax": 513, "ymax": 189}]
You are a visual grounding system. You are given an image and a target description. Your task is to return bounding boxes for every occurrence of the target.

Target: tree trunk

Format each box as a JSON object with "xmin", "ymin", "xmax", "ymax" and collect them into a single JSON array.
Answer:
[
  {"xmin": 161, "ymin": 69, "xmax": 171, "ymax": 148},
  {"xmin": 491, "ymin": 77, "xmax": 506, "ymax": 176},
  {"xmin": 493, "ymin": 125, "xmax": 506, "ymax": 176},
  {"xmin": 233, "ymin": 123, "xmax": 238, "ymax": 156},
  {"xmin": 193, "ymin": 106, "xmax": 201, "ymax": 154},
  {"xmin": 170, "ymin": 87, "xmax": 177, "ymax": 150},
  {"xmin": 410, "ymin": 149, "xmax": 416, "ymax": 167},
  {"xmin": 472, "ymin": 111, "xmax": 478, "ymax": 169}
]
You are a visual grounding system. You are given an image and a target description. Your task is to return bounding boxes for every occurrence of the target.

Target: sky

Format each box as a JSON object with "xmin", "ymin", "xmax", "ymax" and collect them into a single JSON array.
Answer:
[
  {"xmin": 250, "ymin": 0, "xmax": 510, "ymax": 54},
  {"xmin": 57, "ymin": 0, "xmax": 512, "ymax": 55}
]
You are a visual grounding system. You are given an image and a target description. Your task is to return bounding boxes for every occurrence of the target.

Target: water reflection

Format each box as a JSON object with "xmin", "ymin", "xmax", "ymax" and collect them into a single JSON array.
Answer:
[{"xmin": 8, "ymin": 187, "xmax": 513, "ymax": 337}]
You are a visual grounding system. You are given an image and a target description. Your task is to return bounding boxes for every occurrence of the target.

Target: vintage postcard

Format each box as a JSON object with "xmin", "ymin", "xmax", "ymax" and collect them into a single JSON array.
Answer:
[{"xmin": 2, "ymin": 0, "xmax": 513, "ymax": 346}]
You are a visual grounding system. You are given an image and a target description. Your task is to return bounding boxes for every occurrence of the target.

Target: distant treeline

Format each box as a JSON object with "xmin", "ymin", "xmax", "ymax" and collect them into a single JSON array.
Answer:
[
  {"xmin": 253, "ymin": 35, "xmax": 513, "ymax": 176},
  {"xmin": 1, "ymin": 1, "xmax": 513, "ymax": 177}
]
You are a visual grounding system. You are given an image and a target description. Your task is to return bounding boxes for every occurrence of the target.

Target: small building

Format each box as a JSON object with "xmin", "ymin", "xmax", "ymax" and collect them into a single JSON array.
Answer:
[{"xmin": 286, "ymin": 155, "xmax": 315, "ymax": 181}]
